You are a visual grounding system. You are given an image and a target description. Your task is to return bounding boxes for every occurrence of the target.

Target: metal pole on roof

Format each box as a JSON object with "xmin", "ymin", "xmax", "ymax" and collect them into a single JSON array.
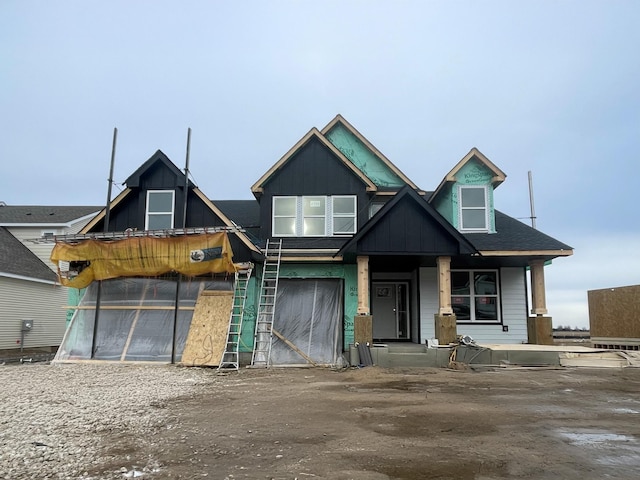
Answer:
[
  {"xmin": 171, "ymin": 128, "xmax": 191, "ymax": 364},
  {"xmin": 528, "ymin": 170, "xmax": 537, "ymax": 230},
  {"xmin": 91, "ymin": 127, "xmax": 118, "ymax": 359}
]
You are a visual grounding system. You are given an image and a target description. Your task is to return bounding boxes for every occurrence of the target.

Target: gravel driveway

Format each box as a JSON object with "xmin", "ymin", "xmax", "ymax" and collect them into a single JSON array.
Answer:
[
  {"xmin": 2, "ymin": 363, "xmax": 640, "ymax": 480},
  {"xmin": 0, "ymin": 363, "xmax": 213, "ymax": 480}
]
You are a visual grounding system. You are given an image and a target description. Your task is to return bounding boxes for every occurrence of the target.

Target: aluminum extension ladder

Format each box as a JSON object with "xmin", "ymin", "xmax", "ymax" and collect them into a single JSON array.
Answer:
[
  {"xmin": 251, "ymin": 239, "xmax": 283, "ymax": 367},
  {"xmin": 218, "ymin": 263, "xmax": 253, "ymax": 370}
]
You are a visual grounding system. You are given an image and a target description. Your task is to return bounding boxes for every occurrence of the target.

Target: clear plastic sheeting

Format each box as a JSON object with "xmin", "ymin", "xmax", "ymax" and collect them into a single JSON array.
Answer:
[
  {"xmin": 270, "ymin": 279, "xmax": 342, "ymax": 366},
  {"xmin": 55, "ymin": 277, "xmax": 233, "ymax": 363}
]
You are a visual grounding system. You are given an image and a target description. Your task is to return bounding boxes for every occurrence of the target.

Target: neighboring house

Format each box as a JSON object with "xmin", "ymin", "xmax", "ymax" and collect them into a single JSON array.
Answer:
[
  {"xmin": 58, "ymin": 115, "xmax": 572, "ymax": 365},
  {"xmin": 0, "ymin": 204, "xmax": 99, "ymax": 351}
]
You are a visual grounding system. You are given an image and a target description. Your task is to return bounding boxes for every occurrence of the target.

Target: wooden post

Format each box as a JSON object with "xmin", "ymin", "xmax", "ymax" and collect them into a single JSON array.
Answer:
[
  {"xmin": 437, "ymin": 256, "xmax": 453, "ymax": 315},
  {"xmin": 529, "ymin": 259, "xmax": 548, "ymax": 315},
  {"xmin": 357, "ymin": 255, "xmax": 370, "ymax": 315},
  {"xmin": 354, "ymin": 315, "xmax": 373, "ymax": 344}
]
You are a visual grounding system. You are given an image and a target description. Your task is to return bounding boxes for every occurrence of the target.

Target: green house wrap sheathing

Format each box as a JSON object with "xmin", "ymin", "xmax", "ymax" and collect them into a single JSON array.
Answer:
[
  {"xmin": 434, "ymin": 158, "xmax": 497, "ymax": 233},
  {"xmin": 325, "ymin": 123, "xmax": 405, "ymax": 188}
]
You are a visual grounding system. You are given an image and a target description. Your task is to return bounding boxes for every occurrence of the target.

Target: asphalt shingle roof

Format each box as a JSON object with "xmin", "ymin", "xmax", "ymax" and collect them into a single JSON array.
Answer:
[
  {"xmin": 463, "ymin": 210, "xmax": 573, "ymax": 252},
  {"xmin": 0, "ymin": 227, "xmax": 58, "ymax": 282},
  {"xmin": 212, "ymin": 200, "xmax": 260, "ymax": 228},
  {"xmin": 0, "ymin": 205, "xmax": 100, "ymax": 224}
]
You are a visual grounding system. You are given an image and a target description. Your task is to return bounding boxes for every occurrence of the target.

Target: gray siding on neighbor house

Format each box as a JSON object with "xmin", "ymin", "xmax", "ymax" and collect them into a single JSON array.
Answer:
[
  {"xmin": 7, "ymin": 217, "xmax": 91, "ymax": 271},
  {"xmin": 419, "ymin": 267, "xmax": 528, "ymax": 344},
  {"xmin": 7, "ymin": 227, "xmax": 59, "ymax": 271},
  {"xmin": 0, "ymin": 277, "xmax": 67, "ymax": 350}
]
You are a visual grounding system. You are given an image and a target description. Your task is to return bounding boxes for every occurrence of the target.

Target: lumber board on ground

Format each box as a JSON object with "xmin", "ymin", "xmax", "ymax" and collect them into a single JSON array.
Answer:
[
  {"xmin": 272, "ymin": 328, "xmax": 317, "ymax": 366},
  {"xmin": 181, "ymin": 290, "xmax": 233, "ymax": 367}
]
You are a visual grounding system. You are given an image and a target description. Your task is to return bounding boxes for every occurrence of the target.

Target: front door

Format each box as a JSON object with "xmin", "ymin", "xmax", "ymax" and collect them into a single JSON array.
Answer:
[{"xmin": 371, "ymin": 282, "xmax": 409, "ymax": 340}]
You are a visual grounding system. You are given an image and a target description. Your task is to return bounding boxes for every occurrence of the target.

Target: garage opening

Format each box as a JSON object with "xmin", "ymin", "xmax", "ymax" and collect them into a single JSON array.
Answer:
[{"xmin": 270, "ymin": 279, "xmax": 343, "ymax": 366}]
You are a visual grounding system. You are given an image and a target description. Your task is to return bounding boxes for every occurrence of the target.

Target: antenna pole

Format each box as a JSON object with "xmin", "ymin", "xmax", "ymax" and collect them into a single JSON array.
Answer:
[
  {"xmin": 92, "ymin": 127, "xmax": 118, "ymax": 359},
  {"xmin": 171, "ymin": 127, "xmax": 192, "ymax": 364},
  {"xmin": 528, "ymin": 170, "xmax": 537, "ymax": 230}
]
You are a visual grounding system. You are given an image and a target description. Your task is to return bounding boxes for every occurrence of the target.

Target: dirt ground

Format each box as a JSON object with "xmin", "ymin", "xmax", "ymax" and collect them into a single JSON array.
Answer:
[{"xmin": 93, "ymin": 365, "xmax": 640, "ymax": 480}]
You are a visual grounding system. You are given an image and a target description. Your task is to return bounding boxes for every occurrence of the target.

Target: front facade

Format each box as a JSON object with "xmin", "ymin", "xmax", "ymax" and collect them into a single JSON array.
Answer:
[
  {"xmin": 64, "ymin": 115, "xmax": 572, "ymax": 365},
  {"xmin": 248, "ymin": 116, "xmax": 572, "ymax": 360}
]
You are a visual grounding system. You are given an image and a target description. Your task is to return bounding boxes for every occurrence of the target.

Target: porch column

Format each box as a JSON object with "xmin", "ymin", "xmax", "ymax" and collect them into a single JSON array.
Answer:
[
  {"xmin": 435, "ymin": 256, "xmax": 456, "ymax": 345},
  {"xmin": 528, "ymin": 259, "xmax": 553, "ymax": 345},
  {"xmin": 529, "ymin": 259, "xmax": 548, "ymax": 315},
  {"xmin": 437, "ymin": 256, "xmax": 453, "ymax": 315},
  {"xmin": 357, "ymin": 255, "xmax": 370, "ymax": 314},
  {"xmin": 354, "ymin": 256, "xmax": 373, "ymax": 345}
]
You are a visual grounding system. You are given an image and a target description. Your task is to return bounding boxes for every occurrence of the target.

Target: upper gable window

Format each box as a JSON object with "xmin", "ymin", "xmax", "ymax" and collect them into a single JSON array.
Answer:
[
  {"xmin": 273, "ymin": 195, "xmax": 356, "ymax": 237},
  {"xmin": 146, "ymin": 190, "xmax": 175, "ymax": 230},
  {"xmin": 332, "ymin": 196, "xmax": 356, "ymax": 234},
  {"xmin": 303, "ymin": 196, "xmax": 326, "ymax": 236},
  {"xmin": 459, "ymin": 186, "xmax": 488, "ymax": 231}
]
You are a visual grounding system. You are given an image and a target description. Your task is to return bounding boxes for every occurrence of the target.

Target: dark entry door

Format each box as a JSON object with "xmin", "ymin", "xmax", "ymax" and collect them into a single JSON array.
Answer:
[{"xmin": 371, "ymin": 282, "xmax": 409, "ymax": 340}]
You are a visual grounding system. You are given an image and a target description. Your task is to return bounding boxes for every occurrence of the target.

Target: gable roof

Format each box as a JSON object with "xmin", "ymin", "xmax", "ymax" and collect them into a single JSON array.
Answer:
[
  {"xmin": 338, "ymin": 185, "xmax": 477, "ymax": 256},
  {"xmin": 431, "ymin": 147, "xmax": 507, "ymax": 199},
  {"xmin": 321, "ymin": 114, "xmax": 421, "ymax": 191},
  {"xmin": 0, "ymin": 205, "xmax": 100, "ymax": 226},
  {"xmin": 251, "ymin": 127, "xmax": 377, "ymax": 196},
  {"xmin": 125, "ymin": 149, "xmax": 195, "ymax": 188},
  {"xmin": 0, "ymin": 227, "xmax": 58, "ymax": 283},
  {"xmin": 463, "ymin": 210, "xmax": 573, "ymax": 257}
]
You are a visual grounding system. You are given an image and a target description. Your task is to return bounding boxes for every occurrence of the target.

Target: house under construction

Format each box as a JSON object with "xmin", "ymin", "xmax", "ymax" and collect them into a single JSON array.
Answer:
[{"xmin": 51, "ymin": 115, "xmax": 573, "ymax": 368}]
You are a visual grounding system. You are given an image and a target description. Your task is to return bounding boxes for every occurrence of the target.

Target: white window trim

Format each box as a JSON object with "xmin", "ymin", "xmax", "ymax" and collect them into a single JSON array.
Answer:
[
  {"xmin": 458, "ymin": 185, "xmax": 489, "ymax": 232},
  {"xmin": 145, "ymin": 190, "xmax": 175, "ymax": 230},
  {"xmin": 272, "ymin": 195, "xmax": 357, "ymax": 237},
  {"xmin": 451, "ymin": 269, "xmax": 501, "ymax": 323}
]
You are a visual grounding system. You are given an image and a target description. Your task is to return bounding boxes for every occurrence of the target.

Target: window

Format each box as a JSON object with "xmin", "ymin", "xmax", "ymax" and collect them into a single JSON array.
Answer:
[
  {"xmin": 332, "ymin": 196, "xmax": 356, "ymax": 234},
  {"xmin": 146, "ymin": 190, "xmax": 175, "ymax": 230},
  {"xmin": 272, "ymin": 195, "xmax": 356, "ymax": 236},
  {"xmin": 459, "ymin": 186, "xmax": 488, "ymax": 231},
  {"xmin": 273, "ymin": 197, "xmax": 297, "ymax": 236},
  {"xmin": 451, "ymin": 270, "xmax": 499, "ymax": 322},
  {"xmin": 369, "ymin": 201, "xmax": 385, "ymax": 219},
  {"xmin": 303, "ymin": 196, "xmax": 326, "ymax": 236}
]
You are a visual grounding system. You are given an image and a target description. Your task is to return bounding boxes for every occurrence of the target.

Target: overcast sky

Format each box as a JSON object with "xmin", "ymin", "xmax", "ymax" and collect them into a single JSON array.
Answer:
[{"xmin": 2, "ymin": 1, "xmax": 639, "ymax": 328}]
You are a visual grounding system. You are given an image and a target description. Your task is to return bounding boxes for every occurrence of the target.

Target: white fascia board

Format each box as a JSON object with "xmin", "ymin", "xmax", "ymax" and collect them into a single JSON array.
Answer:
[{"xmin": 0, "ymin": 272, "xmax": 59, "ymax": 285}]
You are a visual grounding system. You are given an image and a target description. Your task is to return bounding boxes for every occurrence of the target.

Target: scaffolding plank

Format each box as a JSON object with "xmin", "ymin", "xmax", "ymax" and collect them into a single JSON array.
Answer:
[{"xmin": 181, "ymin": 291, "xmax": 233, "ymax": 367}]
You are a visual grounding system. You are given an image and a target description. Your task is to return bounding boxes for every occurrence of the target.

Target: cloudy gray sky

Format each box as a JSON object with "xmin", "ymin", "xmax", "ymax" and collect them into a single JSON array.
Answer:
[{"xmin": 2, "ymin": 1, "xmax": 639, "ymax": 328}]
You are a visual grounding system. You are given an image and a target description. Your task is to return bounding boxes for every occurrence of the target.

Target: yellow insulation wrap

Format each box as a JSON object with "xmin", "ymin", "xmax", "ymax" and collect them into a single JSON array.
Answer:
[{"xmin": 51, "ymin": 232, "xmax": 237, "ymax": 288}]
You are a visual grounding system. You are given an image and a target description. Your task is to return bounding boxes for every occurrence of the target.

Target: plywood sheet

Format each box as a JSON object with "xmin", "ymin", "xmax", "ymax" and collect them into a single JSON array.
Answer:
[
  {"xmin": 181, "ymin": 290, "xmax": 233, "ymax": 366},
  {"xmin": 588, "ymin": 285, "xmax": 640, "ymax": 338}
]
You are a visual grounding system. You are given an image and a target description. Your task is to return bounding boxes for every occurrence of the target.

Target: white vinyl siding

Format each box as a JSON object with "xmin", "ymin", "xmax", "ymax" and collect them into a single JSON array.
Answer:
[
  {"xmin": 7, "ymin": 217, "xmax": 95, "ymax": 272},
  {"xmin": 419, "ymin": 267, "xmax": 439, "ymax": 342},
  {"xmin": 419, "ymin": 267, "xmax": 527, "ymax": 344},
  {"xmin": 0, "ymin": 277, "xmax": 68, "ymax": 350}
]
